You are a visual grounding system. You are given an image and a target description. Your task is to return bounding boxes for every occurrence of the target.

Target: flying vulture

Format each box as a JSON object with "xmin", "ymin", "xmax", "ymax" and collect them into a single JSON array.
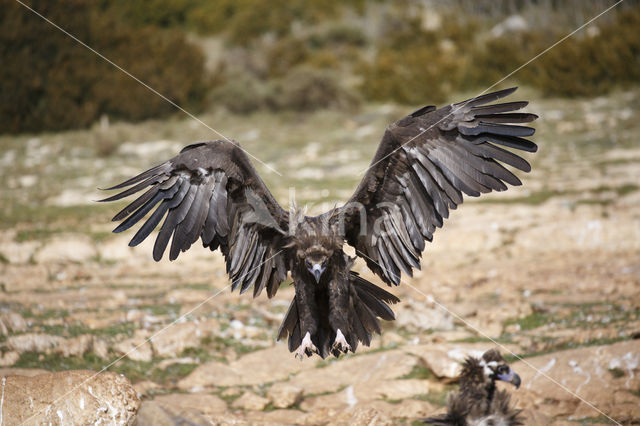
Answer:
[
  {"xmin": 101, "ymin": 87, "xmax": 537, "ymax": 359},
  {"xmin": 423, "ymin": 349, "xmax": 524, "ymax": 425}
]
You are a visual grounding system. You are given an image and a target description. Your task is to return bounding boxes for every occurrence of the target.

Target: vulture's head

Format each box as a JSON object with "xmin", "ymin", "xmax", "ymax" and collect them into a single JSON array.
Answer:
[
  {"xmin": 461, "ymin": 349, "xmax": 521, "ymax": 391},
  {"xmin": 303, "ymin": 246, "xmax": 330, "ymax": 283},
  {"xmin": 479, "ymin": 349, "xmax": 521, "ymax": 389},
  {"xmin": 289, "ymin": 214, "xmax": 343, "ymax": 283}
]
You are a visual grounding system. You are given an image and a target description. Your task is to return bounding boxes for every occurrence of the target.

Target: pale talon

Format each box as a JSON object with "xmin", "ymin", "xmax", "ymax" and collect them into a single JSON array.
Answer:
[
  {"xmin": 332, "ymin": 329, "xmax": 351, "ymax": 352},
  {"xmin": 295, "ymin": 332, "xmax": 317, "ymax": 359}
]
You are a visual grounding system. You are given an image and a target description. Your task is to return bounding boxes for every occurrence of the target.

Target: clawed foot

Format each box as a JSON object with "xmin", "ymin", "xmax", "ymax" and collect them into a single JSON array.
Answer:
[
  {"xmin": 332, "ymin": 329, "xmax": 351, "ymax": 353},
  {"xmin": 295, "ymin": 332, "xmax": 318, "ymax": 360}
]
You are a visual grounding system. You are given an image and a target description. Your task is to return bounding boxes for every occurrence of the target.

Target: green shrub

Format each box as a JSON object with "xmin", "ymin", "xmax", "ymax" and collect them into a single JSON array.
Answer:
[{"xmin": 0, "ymin": 0, "xmax": 208, "ymax": 133}]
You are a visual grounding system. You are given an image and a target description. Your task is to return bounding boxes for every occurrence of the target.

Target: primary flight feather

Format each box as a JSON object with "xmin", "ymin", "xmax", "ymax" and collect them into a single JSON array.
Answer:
[{"xmin": 101, "ymin": 87, "xmax": 537, "ymax": 359}]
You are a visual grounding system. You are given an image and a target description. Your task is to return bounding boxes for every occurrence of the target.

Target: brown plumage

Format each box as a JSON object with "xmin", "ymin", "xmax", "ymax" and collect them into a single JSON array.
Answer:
[
  {"xmin": 100, "ymin": 87, "xmax": 537, "ymax": 358},
  {"xmin": 424, "ymin": 349, "xmax": 524, "ymax": 425}
]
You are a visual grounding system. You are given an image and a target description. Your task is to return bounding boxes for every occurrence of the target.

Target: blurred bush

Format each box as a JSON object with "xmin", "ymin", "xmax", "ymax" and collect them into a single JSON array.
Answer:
[
  {"xmin": 524, "ymin": 6, "xmax": 640, "ymax": 96},
  {"xmin": 267, "ymin": 66, "xmax": 360, "ymax": 112},
  {"xmin": 3, "ymin": 0, "xmax": 640, "ymax": 134},
  {"xmin": 0, "ymin": 0, "xmax": 208, "ymax": 133}
]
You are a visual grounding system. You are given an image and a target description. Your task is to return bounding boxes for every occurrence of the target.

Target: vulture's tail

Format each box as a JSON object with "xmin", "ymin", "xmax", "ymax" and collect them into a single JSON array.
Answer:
[{"xmin": 276, "ymin": 272, "xmax": 399, "ymax": 358}]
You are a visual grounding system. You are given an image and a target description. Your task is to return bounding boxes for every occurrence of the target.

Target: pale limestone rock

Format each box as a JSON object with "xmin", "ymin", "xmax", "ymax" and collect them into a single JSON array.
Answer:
[
  {"xmin": 333, "ymin": 404, "xmax": 394, "ymax": 426},
  {"xmin": 0, "ymin": 351, "xmax": 19, "ymax": 367},
  {"xmin": 178, "ymin": 343, "xmax": 305, "ymax": 389},
  {"xmin": 113, "ymin": 333, "xmax": 153, "ymax": 362},
  {"xmin": 353, "ymin": 379, "xmax": 435, "ymax": 401},
  {"xmin": 150, "ymin": 318, "xmax": 218, "ymax": 357},
  {"xmin": 0, "ymin": 312, "xmax": 28, "ymax": 334},
  {"xmin": 0, "ymin": 240, "xmax": 40, "ymax": 264},
  {"xmin": 395, "ymin": 298, "xmax": 454, "ymax": 332},
  {"xmin": 0, "ymin": 370, "xmax": 139, "ymax": 425},
  {"xmin": 34, "ymin": 234, "xmax": 97, "ymax": 263},
  {"xmin": 232, "ymin": 391, "xmax": 270, "ymax": 411},
  {"xmin": 6, "ymin": 333, "xmax": 66, "ymax": 353},
  {"xmin": 0, "ymin": 368, "xmax": 48, "ymax": 377},
  {"xmin": 267, "ymin": 382, "xmax": 303, "ymax": 408},
  {"xmin": 513, "ymin": 340, "xmax": 640, "ymax": 422},
  {"xmin": 151, "ymin": 393, "xmax": 227, "ymax": 416},
  {"xmin": 93, "ymin": 338, "xmax": 110, "ymax": 359},
  {"xmin": 251, "ymin": 408, "xmax": 305, "ymax": 424},
  {"xmin": 290, "ymin": 350, "xmax": 419, "ymax": 395},
  {"xmin": 54, "ymin": 334, "xmax": 94, "ymax": 357}
]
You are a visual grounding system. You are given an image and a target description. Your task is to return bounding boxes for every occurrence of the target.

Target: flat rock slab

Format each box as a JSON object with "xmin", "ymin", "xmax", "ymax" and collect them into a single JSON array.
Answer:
[
  {"xmin": 290, "ymin": 349, "xmax": 419, "ymax": 395},
  {"xmin": 0, "ymin": 369, "xmax": 139, "ymax": 425},
  {"xmin": 178, "ymin": 344, "xmax": 306, "ymax": 389}
]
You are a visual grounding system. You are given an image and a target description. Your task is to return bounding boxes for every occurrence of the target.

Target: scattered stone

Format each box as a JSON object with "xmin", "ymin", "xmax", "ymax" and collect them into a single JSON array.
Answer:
[
  {"xmin": 34, "ymin": 234, "xmax": 97, "ymax": 263},
  {"xmin": 0, "ymin": 351, "xmax": 19, "ymax": 367},
  {"xmin": 0, "ymin": 312, "xmax": 27, "ymax": 335},
  {"xmin": 0, "ymin": 370, "xmax": 139, "ymax": 424},
  {"xmin": 233, "ymin": 391, "xmax": 270, "ymax": 411},
  {"xmin": 6, "ymin": 333, "xmax": 66, "ymax": 353},
  {"xmin": 396, "ymin": 299, "xmax": 454, "ymax": 332},
  {"xmin": 0, "ymin": 240, "xmax": 40, "ymax": 264},
  {"xmin": 54, "ymin": 334, "xmax": 94, "ymax": 357},
  {"xmin": 93, "ymin": 338, "xmax": 110, "ymax": 359},
  {"xmin": 113, "ymin": 332, "xmax": 153, "ymax": 362},
  {"xmin": 150, "ymin": 318, "xmax": 218, "ymax": 358},
  {"xmin": 267, "ymin": 382, "xmax": 303, "ymax": 408}
]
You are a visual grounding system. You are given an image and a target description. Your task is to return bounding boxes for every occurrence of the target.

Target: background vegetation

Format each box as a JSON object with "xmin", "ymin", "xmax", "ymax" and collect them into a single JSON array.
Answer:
[{"xmin": 2, "ymin": 0, "xmax": 639, "ymax": 133}]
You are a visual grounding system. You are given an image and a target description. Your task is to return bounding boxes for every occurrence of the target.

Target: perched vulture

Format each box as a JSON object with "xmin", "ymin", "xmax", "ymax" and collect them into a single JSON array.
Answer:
[
  {"xmin": 101, "ymin": 87, "xmax": 537, "ymax": 358},
  {"xmin": 423, "ymin": 349, "xmax": 524, "ymax": 425}
]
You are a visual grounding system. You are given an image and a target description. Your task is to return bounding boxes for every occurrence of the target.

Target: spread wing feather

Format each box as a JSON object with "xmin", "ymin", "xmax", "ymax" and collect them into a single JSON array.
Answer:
[
  {"xmin": 340, "ymin": 87, "xmax": 537, "ymax": 285},
  {"xmin": 100, "ymin": 140, "xmax": 289, "ymax": 297}
]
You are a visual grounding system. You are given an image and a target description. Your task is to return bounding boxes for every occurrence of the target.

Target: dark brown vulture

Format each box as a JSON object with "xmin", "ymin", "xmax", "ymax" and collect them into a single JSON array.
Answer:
[
  {"xmin": 423, "ymin": 349, "xmax": 524, "ymax": 425},
  {"xmin": 101, "ymin": 87, "xmax": 537, "ymax": 359}
]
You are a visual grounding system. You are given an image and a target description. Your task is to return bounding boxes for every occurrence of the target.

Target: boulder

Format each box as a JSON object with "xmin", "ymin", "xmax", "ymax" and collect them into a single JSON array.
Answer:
[
  {"xmin": 0, "ymin": 370, "xmax": 139, "ymax": 424},
  {"xmin": 267, "ymin": 382, "xmax": 303, "ymax": 408},
  {"xmin": 232, "ymin": 391, "xmax": 270, "ymax": 411}
]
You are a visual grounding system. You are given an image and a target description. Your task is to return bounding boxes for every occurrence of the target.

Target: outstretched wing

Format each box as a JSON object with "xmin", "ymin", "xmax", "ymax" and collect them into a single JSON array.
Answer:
[
  {"xmin": 100, "ymin": 140, "xmax": 289, "ymax": 297},
  {"xmin": 339, "ymin": 87, "xmax": 537, "ymax": 285}
]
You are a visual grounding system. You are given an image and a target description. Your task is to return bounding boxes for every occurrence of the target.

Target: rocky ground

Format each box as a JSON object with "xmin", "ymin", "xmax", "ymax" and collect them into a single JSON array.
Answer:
[{"xmin": 0, "ymin": 89, "xmax": 639, "ymax": 424}]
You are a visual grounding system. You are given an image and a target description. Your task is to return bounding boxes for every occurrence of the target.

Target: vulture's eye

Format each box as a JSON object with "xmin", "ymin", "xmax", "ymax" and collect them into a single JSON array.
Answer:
[
  {"xmin": 321, "ymin": 259, "xmax": 327, "ymax": 268},
  {"xmin": 305, "ymin": 260, "xmax": 312, "ymax": 269},
  {"xmin": 497, "ymin": 365, "xmax": 509, "ymax": 374}
]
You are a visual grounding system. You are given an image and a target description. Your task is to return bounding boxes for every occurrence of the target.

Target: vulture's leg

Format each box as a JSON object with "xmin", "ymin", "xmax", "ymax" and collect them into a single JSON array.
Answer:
[
  {"xmin": 293, "ymin": 281, "xmax": 319, "ymax": 359},
  {"xmin": 328, "ymin": 279, "xmax": 351, "ymax": 352}
]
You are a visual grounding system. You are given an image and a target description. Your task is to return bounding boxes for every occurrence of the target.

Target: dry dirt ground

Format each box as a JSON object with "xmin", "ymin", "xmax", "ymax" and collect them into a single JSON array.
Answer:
[{"xmin": 0, "ymin": 89, "xmax": 639, "ymax": 424}]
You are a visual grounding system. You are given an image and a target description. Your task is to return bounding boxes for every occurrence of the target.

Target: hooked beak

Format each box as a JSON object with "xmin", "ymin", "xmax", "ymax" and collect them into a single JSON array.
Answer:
[
  {"xmin": 311, "ymin": 264, "xmax": 324, "ymax": 283},
  {"xmin": 497, "ymin": 368, "xmax": 521, "ymax": 389}
]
